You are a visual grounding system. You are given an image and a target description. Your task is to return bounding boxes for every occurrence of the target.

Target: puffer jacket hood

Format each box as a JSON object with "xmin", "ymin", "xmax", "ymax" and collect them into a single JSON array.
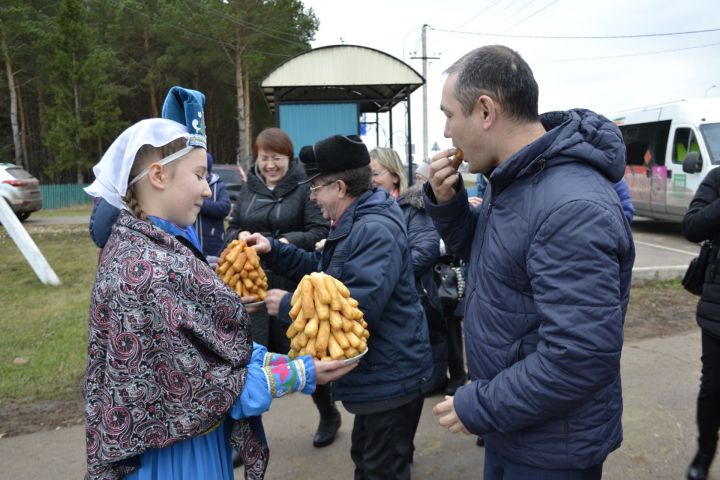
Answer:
[
  {"xmin": 491, "ymin": 109, "xmax": 626, "ymax": 196},
  {"xmin": 344, "ymin": 188, "xmax": 394, "ymax": 225},
  {"xmin": 326, "ymin": 188, "xmax": 404, "ymax": 241}
]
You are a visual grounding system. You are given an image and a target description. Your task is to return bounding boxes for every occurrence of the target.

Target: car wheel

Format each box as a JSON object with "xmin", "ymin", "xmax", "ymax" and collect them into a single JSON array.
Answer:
[{"xmin": 16, "ymin": 212, "xmax": 30, "ymax": 222}]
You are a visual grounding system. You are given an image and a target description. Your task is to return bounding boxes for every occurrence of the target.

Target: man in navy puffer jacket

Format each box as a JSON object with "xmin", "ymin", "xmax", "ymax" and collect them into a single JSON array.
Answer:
[{"xmin": 426, "ymin": 45, "xmax": 635, "ymax": 479}]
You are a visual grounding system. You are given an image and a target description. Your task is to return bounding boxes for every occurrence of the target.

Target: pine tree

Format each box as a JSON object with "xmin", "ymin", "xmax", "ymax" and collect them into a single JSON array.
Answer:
[{"xmin": 41, "ymin": 0, "xmax": 126, "ymax": 183}]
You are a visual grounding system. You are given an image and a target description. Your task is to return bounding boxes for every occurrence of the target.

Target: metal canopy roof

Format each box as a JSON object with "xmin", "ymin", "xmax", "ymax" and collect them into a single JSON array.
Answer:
[{"xmin": 261, "ymin": 45, "xmax": 424, "ymax": 113}]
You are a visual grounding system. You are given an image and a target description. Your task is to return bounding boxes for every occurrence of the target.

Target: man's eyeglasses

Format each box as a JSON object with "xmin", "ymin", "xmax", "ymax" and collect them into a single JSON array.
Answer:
[{"xmin": 309, "ymin": 181, "xmax": 335, "ymax": 194}]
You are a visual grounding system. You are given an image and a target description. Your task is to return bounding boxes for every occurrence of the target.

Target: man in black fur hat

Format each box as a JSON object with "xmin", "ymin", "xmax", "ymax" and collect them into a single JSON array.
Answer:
[{"xmin": 247, "ymin": 134, "xmax": 434, "ymax": 479}]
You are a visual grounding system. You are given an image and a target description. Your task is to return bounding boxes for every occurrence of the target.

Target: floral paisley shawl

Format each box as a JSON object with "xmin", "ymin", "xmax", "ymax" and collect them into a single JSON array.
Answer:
[{"xmin": 84, "ymin": 210, "xmax": 268, "ymax": 479}]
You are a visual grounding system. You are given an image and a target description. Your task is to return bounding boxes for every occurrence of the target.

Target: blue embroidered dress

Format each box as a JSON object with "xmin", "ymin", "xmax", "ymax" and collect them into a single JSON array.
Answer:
[{"xmin": 124, "ymin": 218, "xmax": 316, "ymax": 480}]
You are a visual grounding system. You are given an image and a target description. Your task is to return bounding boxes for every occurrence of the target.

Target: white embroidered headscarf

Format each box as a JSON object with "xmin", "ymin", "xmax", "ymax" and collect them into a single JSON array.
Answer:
[{"xmin": 84, "ymin": 119, "xmax": 189, "ymax": 209}]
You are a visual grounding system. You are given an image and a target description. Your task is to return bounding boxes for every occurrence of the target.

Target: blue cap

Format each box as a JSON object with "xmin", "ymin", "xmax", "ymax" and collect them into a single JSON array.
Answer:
[{"xmin": 161, "ymin": 86, "xmax": 207, "ymax": 149}]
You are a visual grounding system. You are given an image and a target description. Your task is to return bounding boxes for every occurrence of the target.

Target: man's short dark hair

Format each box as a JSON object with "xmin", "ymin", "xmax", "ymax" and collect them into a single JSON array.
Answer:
[
  {"xmin": 324, "ymin": 165, "xmax": 372, "ymax": 198},
  {"xmin": 445, "ymin": 45, "xmax": 539, "ymax": 123}
]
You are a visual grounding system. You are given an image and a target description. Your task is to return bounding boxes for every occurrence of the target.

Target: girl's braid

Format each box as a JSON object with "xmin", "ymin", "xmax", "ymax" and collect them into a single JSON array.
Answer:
[{"xmin": 122, "ymin": 186, "xmax": 147, "ymax": 221}]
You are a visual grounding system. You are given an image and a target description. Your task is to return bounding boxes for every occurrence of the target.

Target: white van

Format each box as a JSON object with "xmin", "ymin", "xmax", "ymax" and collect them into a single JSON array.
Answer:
[{"xmin": 611, "ymin": 98, "xmax": 720, "ymax": 222}]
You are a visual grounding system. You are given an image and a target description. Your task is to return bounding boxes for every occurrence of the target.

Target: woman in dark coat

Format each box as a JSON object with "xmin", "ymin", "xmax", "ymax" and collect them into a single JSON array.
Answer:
[
  {"xmin": 397, "ymin": 184, "xmax": 444, "ymax": 383},
  {"xmin": 682, "ymin": 166, "xmax": 720, "ymax": 480},
  {"xmin": 226, "ymin": 128, "xmax": 336, "ymax": 448}
]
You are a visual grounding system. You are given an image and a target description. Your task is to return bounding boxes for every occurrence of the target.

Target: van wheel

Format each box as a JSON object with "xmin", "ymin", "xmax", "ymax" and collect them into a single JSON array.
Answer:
[{"xmin": 16, "ymin": 212, "xmax": 30, "ymax": 222}]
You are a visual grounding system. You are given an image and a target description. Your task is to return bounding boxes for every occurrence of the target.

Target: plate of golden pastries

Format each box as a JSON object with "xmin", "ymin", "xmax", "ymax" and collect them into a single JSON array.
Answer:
[{"xmin": 286, "ymin": 272, "xmax": 369, "ymax": 363}]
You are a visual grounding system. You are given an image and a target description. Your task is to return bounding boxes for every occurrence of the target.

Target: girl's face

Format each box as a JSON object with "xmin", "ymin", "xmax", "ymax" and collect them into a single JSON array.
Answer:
[
  {"xmin": 256, "ymin": 147, "xmax": 290, "ymax": 187},
  {"xmin": 370, "ymin": 158, "xmax": 398, "ymax": 193},
  {"xmin": 161, "ymin": 148, "xmax": 211, "ymax": 226}
]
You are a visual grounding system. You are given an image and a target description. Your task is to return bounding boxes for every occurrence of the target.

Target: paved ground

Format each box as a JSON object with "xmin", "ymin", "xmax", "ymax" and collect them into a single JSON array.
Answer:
[
  {"xmin": 22, "ymin": 215, "xmax": 90, "ymax": 226},
  {"xmin": 630, "ymin": 217, "xmax": 698, "ymax": 283},
  {"xmin": 0, "ymin": 330, "xmax": 710, "ymax": 479}
]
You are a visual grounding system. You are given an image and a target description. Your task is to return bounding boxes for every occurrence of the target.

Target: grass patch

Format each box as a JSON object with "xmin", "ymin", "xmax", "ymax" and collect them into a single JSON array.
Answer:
[
  {"xmin": 33, "ymin": 203, "xmax": 93, "ymax": 218},
  {"xmin": 636, "ymin": 277, "xmax": 684, "ymax": 290},
  {"xmin": 0, "ymin": 227, "xmax": 97, "ymax": 404}
]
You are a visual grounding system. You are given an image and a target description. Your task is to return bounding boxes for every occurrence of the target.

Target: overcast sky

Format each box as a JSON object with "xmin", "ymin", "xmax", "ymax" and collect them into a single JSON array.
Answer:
[{"xmin": 300, "ymin": 0, "xmax": 720, "ymax": 161}]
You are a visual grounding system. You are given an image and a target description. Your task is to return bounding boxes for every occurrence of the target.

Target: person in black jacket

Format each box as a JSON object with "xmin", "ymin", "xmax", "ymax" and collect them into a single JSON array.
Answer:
[
  {"xmin": 682, "ymin": 166, "xmax": 720, "ymax": 480},
  {"xmin": 225, "ymin": 127, "xmax": 335, "ymax": 448}
]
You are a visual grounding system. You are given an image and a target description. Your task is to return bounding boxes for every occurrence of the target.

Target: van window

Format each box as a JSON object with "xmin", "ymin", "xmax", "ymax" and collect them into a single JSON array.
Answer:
[
  {"xmin": 672, "ymin": 128, "xmax": 702, "ymax": 164},
  {"xmin": 619, "ymin": 120, "xmax": 670, "ymax": 166},
  {"xmin": 699, "ymin": 123, "xmax": 720, "ymax": 165}
]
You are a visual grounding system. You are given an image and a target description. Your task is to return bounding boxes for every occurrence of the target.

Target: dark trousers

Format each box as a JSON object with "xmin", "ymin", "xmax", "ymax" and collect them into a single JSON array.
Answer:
[
  {"xmin": 484, "ymin": 448, "xmax": 603, "ymax": 480},
  {"xmin": 350, "ymin": 396, "xmax": 424, "ymax": 480},
  {"xmin": 446, "ymin": 314, "xmax": 466, "ymax": 381},
  {"xmin": 697, "ymin": 330, "xmax": 720, "ymax": 457},
  {"xmin": 250, "ymin": 310, "xmax": 290, "ymax": 354}
]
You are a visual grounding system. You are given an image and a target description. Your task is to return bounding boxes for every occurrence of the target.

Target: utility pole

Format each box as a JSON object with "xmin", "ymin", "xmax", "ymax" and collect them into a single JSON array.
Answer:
[
  {"xmin": 421, "ymin": 24, "xmax": 429, "ymax": 164},
  {"xmin": 412, "ymin": 25, "xmax": 439, "ymax": 163}
]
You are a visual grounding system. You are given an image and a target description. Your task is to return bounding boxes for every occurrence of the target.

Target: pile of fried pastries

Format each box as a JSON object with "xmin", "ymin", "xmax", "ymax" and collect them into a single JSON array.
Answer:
[
  {"xmin": 287, "ymin": 272, "xmax": 369, "ymax": 361},
  {"xmin": 216, "ymin": 240, "xmax": 268, "ymax": 301}
]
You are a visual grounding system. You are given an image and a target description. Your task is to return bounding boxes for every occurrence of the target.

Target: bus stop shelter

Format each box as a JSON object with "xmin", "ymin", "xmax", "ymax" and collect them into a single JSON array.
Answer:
[{"xmin": 261, "ymin": 45, "xmax": 424, "ymax": 175}]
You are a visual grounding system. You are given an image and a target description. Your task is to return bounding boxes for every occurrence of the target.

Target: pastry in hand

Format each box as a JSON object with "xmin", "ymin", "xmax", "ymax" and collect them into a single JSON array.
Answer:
[{"xmin": 451, "ymin": 148, "xmax": 464, "ymax": 169}]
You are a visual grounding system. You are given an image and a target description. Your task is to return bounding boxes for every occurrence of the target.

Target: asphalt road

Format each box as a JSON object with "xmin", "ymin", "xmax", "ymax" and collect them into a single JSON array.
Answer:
[{"xmin": 629, "ymin": 217, "xmax": 699, "ymax": 283}]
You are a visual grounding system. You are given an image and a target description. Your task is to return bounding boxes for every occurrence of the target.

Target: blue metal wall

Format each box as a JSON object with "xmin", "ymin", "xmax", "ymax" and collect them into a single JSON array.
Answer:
[{"xmin": 278, "ymin": 103, "xmax": 359, "ymax": 157}]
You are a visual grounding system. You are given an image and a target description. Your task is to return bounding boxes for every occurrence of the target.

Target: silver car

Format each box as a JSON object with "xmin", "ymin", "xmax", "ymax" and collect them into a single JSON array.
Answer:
[{"xmin": 0, "ymin": 163, "xmax": 42, "ymax": 221}]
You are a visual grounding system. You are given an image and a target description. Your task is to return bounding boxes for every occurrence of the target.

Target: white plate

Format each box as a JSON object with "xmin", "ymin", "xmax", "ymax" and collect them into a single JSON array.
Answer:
[
  {"xmin": 340, "ymin": 348, "xmax": 368, "ymax": 366},
  {"xmin": 242, "ymin": 300, "xmax": 265, "ymax": 308}
]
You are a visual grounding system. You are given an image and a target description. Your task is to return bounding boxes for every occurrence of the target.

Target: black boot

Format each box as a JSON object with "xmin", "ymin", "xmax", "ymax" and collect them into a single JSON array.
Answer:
[
  {"xmin": 312, "ymin": 383, "xmax": 341, "ymax": 447},
  {"xmin": 445, "ymin": 315, "xmax": 467, "ymax": 395},
  {"xmin": 687, "ymin": 451, "xmax": 713, "ymax": 480},
  {"xmin": 231, "ymin": 449, "xmax": 244, "ymax": 469}
]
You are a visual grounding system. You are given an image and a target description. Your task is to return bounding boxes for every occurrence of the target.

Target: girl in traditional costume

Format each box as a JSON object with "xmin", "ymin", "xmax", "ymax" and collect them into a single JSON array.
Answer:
[{"xmin": 82, "ymin": 88, "xmax": 354, "ymax": 480}]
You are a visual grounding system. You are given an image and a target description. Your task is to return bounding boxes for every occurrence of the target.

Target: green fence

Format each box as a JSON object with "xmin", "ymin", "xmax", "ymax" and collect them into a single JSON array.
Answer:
[{"xmin": 41, "ymin": 184, "xmax": 92, "ymax": 209}]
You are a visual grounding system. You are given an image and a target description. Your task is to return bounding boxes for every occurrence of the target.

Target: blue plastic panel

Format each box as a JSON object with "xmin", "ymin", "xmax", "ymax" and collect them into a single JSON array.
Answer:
[{"xmin": 278, "ymin": 103, "xmax": 359, "ymax": 157}]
